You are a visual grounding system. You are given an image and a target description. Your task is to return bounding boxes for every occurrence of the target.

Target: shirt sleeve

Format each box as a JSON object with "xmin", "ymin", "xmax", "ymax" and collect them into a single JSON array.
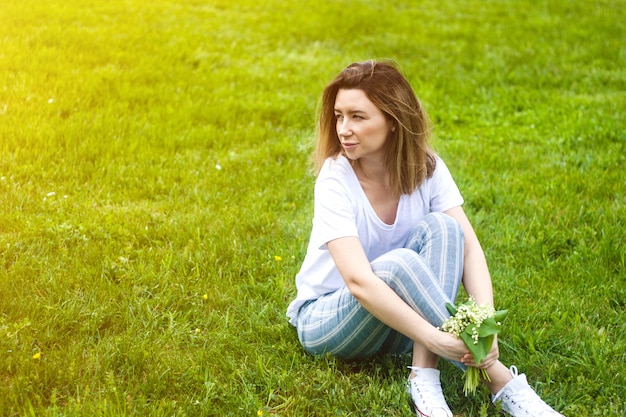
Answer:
[
  {"xmin": 311, "ymin": 163, "xmax": 359, "ymax": 250},
  {"xmin": 429, "ymin": 157, "xmax": 464, "ymax": 212}
]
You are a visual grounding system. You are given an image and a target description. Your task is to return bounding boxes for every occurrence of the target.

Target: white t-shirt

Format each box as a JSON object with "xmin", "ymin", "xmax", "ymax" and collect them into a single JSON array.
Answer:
[{"xmin": 286, "ymin": 155, "xmax": 464, "ymax": 325}]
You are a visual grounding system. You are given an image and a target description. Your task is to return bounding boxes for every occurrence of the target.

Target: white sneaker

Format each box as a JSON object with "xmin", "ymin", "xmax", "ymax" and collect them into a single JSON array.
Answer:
[
  {"xmin": 492, "ymin": 366, "xmax": 565, "ymax": 416},
  {"xmin": 407, "ymin": 366, "xmax": 452, "ymax": 417}
]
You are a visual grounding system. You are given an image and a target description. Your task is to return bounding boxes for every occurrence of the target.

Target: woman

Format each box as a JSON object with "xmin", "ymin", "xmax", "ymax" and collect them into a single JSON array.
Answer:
[{"xmin": 286, "ymin": 61, "xmax": 564, "ymax": 416}]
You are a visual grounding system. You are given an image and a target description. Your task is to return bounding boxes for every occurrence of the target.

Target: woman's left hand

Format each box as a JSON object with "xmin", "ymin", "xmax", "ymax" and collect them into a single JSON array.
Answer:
[{"xmin": 460, "ymin": 335, "xmax": 500, "ymax": 369}]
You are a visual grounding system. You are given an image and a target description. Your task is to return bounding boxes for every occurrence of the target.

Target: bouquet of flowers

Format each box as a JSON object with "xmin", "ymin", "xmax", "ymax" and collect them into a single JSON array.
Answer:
[{"xmin": 440, "ymin": 296, "xmax": 508, "ymax": 395}]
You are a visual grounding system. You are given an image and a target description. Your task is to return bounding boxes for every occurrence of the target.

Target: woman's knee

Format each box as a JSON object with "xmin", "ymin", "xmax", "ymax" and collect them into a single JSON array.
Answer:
[
  {"xmin": 406, "ymin": 213, "xmax": 465, "ymax": 252},
  {"xmin": 371, "ymin": 248, "xmax": 423, "ymax": 286},
  {"xmin": 423, "ymin": 212, "xmax": 464, "ymax": 238}
]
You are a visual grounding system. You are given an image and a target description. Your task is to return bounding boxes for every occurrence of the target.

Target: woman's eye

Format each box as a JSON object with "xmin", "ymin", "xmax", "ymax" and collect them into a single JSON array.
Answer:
[{"xmin": 335, "ymin": 114, "xmax": 343, "ymax": 120}]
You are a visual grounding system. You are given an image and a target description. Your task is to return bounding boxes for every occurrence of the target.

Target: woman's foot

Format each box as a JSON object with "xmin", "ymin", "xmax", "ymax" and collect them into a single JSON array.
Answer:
[
  {"xmin": 407, "ymin": 366, "xmax": 452, "ymax": 417},
  {"xmin": 492, "ymin": 366, "xmax": 565, "ymax": 416}
]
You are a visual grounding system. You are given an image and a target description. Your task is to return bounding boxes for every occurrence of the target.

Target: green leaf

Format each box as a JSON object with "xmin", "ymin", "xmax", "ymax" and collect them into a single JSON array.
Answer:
[
  {"xmin": 445, "ymin": 302, "xmax": 457, "ymax": 316},
  {"xmin": 494, "ymin": 309, "xmax": 508, "ymax": 323},
  {"xmin": 460, "ymin": 331, "xmax": 495, "ymax": 365},
  {"xmin": 476, "ymin": 317, "xmax": 500, "ymax": 337}
]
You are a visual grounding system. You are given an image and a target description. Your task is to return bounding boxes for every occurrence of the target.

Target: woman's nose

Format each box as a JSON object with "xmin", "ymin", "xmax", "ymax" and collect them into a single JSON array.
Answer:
[{"xmin": 338, "ymin": 120, "xmax": 351, "ymax": 137}]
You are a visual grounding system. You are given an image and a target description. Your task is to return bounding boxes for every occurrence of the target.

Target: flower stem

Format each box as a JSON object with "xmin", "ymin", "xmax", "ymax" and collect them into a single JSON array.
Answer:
[{"xmin": 463, "ymin": 368, "xmax": 491, "ymax": 396}]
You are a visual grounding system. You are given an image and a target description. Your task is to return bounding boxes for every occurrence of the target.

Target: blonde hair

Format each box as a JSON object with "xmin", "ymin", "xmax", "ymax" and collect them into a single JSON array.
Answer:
[{"xmin": 314, "ymin": 60, "xmax": 436, "ymax": 197}]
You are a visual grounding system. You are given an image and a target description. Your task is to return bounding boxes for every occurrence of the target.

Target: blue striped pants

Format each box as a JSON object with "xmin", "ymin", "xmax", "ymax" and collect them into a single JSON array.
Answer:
[{"xmin": 295, "ymin": 212, "xmax": 464, "ymax": 360}]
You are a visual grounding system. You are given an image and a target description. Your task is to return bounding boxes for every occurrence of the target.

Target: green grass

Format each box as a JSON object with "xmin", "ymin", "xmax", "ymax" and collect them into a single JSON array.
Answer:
[{"xmin": 0, "ymin": 0, "xmax": 624, "ymax": 415}]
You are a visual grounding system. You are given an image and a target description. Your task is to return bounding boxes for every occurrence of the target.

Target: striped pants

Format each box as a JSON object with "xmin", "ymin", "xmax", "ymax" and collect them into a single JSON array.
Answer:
[{"xmin": 295, "ymin": 212, "xmax": 464, "ymax": 361}]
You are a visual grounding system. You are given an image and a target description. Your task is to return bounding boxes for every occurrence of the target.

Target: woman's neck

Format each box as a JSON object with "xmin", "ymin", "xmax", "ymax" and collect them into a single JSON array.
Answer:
[
  {"xmin": 353, "ymin": 159, "xmax": 399, "ymax": 225},
  {"xmin": 354, "ymin": 159, "xmax": 390, "ymax": 188}
]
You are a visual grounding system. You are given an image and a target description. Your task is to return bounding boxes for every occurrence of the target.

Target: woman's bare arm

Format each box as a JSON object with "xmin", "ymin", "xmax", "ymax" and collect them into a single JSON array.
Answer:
[{"xmin": 327, "ymin": 236, "xmax": 469, "ymax": 362}]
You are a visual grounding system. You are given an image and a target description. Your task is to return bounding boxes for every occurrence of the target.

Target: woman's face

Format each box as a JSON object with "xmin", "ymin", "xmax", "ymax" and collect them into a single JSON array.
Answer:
[{"xmin": 334, "ymin": 88, "xmax": 393, "ymax": 164}]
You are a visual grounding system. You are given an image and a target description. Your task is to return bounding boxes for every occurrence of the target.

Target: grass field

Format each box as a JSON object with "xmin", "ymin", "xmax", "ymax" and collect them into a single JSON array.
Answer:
[{"xmin": 1, "ymin": 0, "xmax": 624, "ymax": 415}]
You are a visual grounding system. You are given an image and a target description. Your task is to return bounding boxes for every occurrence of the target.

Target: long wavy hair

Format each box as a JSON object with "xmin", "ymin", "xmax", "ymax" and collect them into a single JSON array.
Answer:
[{"xmin": 313, "ymin": 60, "xmax": 436, "ymax": 197}]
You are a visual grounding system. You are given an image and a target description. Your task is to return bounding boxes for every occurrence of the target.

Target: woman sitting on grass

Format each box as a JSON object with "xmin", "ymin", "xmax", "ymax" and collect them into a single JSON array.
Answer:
[{"xmin": 286, "ymin": 60, "xmax": 564, "ymax": 417}]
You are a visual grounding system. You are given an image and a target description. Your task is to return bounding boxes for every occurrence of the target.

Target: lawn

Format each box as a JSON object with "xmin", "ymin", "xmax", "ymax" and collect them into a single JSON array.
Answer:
[{"xmin": 0, "ymin": 0, "xmax": 624, "ymax": 416}]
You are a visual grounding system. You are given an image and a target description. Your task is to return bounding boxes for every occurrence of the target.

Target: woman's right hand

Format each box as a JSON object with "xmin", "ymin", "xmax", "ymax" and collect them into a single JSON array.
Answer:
[{"xmin": 427, "ymin": 329, "xmax": 471, "ymax": 362}]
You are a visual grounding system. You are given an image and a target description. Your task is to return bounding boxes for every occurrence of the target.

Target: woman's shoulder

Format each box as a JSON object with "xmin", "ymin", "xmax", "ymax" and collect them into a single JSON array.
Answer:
[
  {"xmin": 429, "ymin": 154, "xmax": 452, "ymax": 179},
  {"xmin": 318, "ymin": 154, "xmax": 353, "ymax": 178},
  {"xmin": 407, "ymin": 154, "xmax": 455, "ymax": 196},
  {"xmin": 315, "ymin": 155, "xmax": 360, "ymax": 196},
  {"xmin": 321, "ymin": 154, "xmax": 350, "ymax": 168}
]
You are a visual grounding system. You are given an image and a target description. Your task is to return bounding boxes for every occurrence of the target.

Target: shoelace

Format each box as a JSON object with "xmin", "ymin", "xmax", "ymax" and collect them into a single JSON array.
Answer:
[
  {"xmin": 505, "ymin": 390, "xmax": 559, "ymax": 415},
  {"xmin": 505, "ymin": 388, "xmax": 545, "ymax": 413},
  {"xmin": 407, "ymin": 367, "xmax": 449, "ymax": 414},
  {"xmin": 410, "ymin": 378, "xmax": 445, "ymax": 400},
  {"xmin": 504, "ymin": 366, "xmax": 560, "ymax": 416}
]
